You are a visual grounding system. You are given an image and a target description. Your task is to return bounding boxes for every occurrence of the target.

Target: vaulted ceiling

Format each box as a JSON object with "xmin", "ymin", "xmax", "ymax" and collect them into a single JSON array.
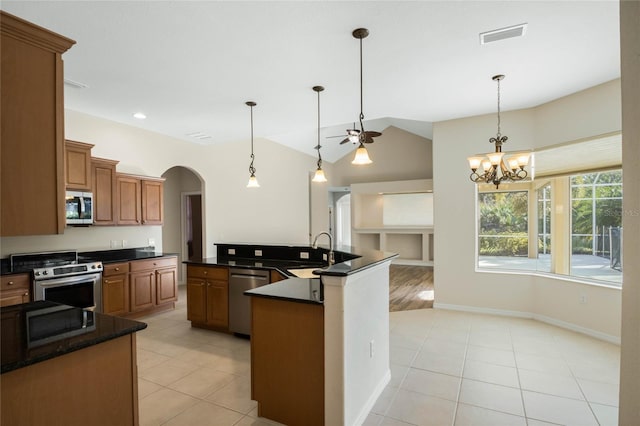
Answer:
[{"xmin": 2, "ymin": 1, "xmax": 620, "ymax": 162}]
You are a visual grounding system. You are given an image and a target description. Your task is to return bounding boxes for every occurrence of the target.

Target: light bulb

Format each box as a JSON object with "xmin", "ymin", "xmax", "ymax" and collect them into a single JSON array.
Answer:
[
  {"xmin": 487, "ymin": 151, "xmax": 504, "ymax": 166},
  {"xmin": 352, "ymin": 144, "xmax": 372, "ymax": 165},
  {"xmin": 312, "ymin": 168, "xmax": 327, "ymax": 182},
  {"xmin": 348, "ymin": 134, "xmax": 360, "ymax": 143},
  {"xmin": 482, "ymin": 160, "xmax": 492, "ymax": 171},
  {"xmin": 247, "ymin": 174, "xmax": 260, "ymax": 188},
  {"xmin": 467, "ymin": 156, "xmax": 484, "ymax": 170},
  {"xmin": 508, "ymin": 158, "xmax": 519, "ymax": 171},
  {"xmin": 516, "ymin": 152, "xmax": 531, "ymax": 167}
]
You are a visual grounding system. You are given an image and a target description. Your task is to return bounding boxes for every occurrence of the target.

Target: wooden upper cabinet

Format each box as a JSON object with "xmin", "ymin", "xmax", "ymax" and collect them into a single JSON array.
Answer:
[
  {"xmin": 116, "ymin": 174, "xmax": 142, "ymax": 225},
  {"xmin": 0, "ymin": 11, "xmax": 75, "ymax": 236},
  {"xmin": 116, "ymin": 174, "xmax": 164, "ymax": 226},
  {"xmin": 91, "ymin": 158, "xmax": 119, "ymax": 226},
  {"xmin": 65, "ymin": 140, "xmax": 93, "ymax": 190},
  {"xmin": 142, "ymin": 178, "xmax": 164, "ymax": 225}
]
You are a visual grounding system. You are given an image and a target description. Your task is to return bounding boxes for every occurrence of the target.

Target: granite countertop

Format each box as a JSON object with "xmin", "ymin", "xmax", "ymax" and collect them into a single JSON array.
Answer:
[
  {"xmin": 245, "ymin": 278, "xmax": 323, "ymax": 304},
  {"xmin": 1, "ymin": 301, "xmax": 146, "ymax": 374},
  {"xmin": 78, "ymin": 248, "xmax": 178, "ymax": 264}
]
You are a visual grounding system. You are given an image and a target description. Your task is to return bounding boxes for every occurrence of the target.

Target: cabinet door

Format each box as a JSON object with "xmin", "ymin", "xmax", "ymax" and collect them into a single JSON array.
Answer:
[
  {"xmin": 102, "ymin": 274, "xmax": 129, "ymax": 316},
  {"xmin": 207, "ymin": 279, "xmax": 229, "ymax": 328},
  {"xmin": 141, "ymin": 179, "xmax": 164, "ymax": 225},
  {"xmin": 186, "ymin": 277, "xmax": 207, "ymax": 323},
  {"xmin": 156, "ymin": 267, "xmax": 177, "ymax": 305},
  {"xmin": 129, "ymin": 270, "xmax": 155, "ymax": 312},
  {"xmin": 92, "ymin": 158, "xmax": 118, "ymax": 225},
  {"xmin": 65, "ymin": 140, "xmax": 93, "ymax": 190},
  {"xmin": 116, "ymin": 175, "xmax": 142, "ymax": 225},
  {"xmin": 0, "ymin": 291, "xmax": 30, "ymax": 307},
  {"xmin": 1, "ymin": 274, "xmax": 30, "ymax": 307}
]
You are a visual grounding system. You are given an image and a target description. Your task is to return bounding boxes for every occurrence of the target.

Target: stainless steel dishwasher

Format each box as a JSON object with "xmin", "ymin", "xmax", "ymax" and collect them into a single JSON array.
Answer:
[{"xmin": 228, "ymin": 268, "xmax": 270, "ymax": 335}]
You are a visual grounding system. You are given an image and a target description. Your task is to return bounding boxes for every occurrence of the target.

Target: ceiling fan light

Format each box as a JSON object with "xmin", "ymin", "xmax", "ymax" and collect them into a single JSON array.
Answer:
[
  {"xmin": 312, "ymin": 168, "xmax": 327, "ymax": 182},
  {"xmin": 247, "ymin": 174, "xmax": 260, "ymax": 188},
  {"xmin": 348, "ymin": 134, "xmax": 360, "ymax": 143},
  {"xmin": 352, "ymin": 144, "xmax": 372, "ymax": 165}
]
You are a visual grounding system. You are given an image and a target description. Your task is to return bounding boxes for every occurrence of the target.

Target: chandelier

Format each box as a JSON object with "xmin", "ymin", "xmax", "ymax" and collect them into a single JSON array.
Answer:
[{"xmin": 467, "ymin": 74, "xmax": 530, "ymax": 189}]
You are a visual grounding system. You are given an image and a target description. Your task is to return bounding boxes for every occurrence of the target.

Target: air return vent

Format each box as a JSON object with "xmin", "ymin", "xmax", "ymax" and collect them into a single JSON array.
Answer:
[
  {"xmin": 480, "ymin": 23, "xmax": 527, "ymax": 44},
  {"xmin": 186, "ymin": 131, "xmax": 212, "ymax": 140}
]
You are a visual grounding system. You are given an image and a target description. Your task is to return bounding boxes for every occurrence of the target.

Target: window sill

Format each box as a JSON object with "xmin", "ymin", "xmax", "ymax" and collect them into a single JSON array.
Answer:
[{"xmin": 475, "ymin": 267, "xmax": 622, "ymax": 290}]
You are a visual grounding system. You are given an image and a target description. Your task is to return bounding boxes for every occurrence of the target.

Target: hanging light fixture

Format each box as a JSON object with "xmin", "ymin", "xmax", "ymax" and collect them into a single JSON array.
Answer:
[
  {"xmin": 312, "ymin": 86, "xmax": 328, "ymax": 183},
  {"xmin": 245, "ymin": 101, "xmax": 260, "ymax": 188},
  {"xmin": 350, "ymin": 28, "xmax": 380, "ymax": 165},
  {"xmin": 468, "ymin": 74, "xmax": 530, "ymax": 188}
]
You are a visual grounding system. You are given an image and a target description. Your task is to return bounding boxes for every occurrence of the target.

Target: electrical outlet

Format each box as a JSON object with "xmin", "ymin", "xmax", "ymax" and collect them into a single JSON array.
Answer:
[
  {"xmin": 369, "ymin": 340, "xmax": 375, "ymax": 358},
  {"xmin": 300, "ymin": 251, "xmax": 309, "ymax": 259},
  {"xmin": 110, "ymin": 240, "xmax": 118, "ymax": 248},
  {"xmin": 148, "ymin": 238, "xmax": 155, "ymax": 247},
  {"xmin": 228, "ymin": 248, "xmax": 236, "ymax": 255},
  {"xmin": 580, "ymin": 294, "xmax": 587, "ymax": 304},
  {"xmin": 323, "ymin": 253, "xmax": 328, "ymax": 261},
  {"xmin": 122, "ymin": 239, "xmax": 128, "ymax": 247},
  {"xmin": 255, "ymin": 262, "xmax": 263, "ymax": 267},
  {"xmin": 255, "ymin": 250, "xmax": 263, "ymax": 257}
]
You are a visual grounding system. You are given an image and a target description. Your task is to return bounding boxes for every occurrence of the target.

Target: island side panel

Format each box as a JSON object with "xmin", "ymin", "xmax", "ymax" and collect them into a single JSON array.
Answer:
[
  {"xmin": 250, "ymin": 297, "xmax": 324, "ymax": 426},
  {"xmin": 1, "ymin": 334, "xmax": 139, "ymax": 426},
  {"xmin": 323, "ymin": 260, "xmax": 392, "ymax": 426}
]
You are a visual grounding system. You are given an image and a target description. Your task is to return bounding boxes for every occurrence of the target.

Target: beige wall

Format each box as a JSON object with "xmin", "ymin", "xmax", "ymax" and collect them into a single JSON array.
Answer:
[
  {"xmin": 330, "ymin": 126, "xmax": 433, "ymax": 186},
  {"xmin": 432, "ymin": 80, "xmax": 623, "ymax": 340},
  {"xmin": 619, "ymin": 0, "xmax": 640, "ymax": 422},
  {"xmin": 0, "ymin": 109, "xmax": 321, "ymax": 258}
]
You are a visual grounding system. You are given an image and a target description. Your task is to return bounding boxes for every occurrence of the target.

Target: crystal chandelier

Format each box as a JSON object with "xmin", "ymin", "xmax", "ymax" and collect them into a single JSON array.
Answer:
[{"xmin": 468, "ymin": 74, "xmax": 530, "ymax": 189}]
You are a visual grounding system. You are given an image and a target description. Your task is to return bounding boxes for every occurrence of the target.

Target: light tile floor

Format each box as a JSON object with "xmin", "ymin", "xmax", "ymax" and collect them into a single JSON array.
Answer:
[{"xmin": 137, "ymin": 288, "xmax": 619, "ymax": 425}]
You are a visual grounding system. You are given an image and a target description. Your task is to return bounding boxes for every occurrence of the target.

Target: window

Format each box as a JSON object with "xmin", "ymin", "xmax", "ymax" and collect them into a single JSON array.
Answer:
[
  {"xmin": 537, "ymin": 184, "xmax": 552, "ymax": 272},
  {"xmin": 570, "ymin": 171, "xmax": 622, "ymax": 284},
  {"xmin": 478, "ymin": 191, "xmax": 530, "ymax": 270}
]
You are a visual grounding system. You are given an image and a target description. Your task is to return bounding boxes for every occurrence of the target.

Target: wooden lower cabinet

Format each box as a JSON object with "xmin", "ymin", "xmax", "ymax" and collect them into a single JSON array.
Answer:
[
  {"xmin": 156, "ymin": 267, "xmax": 177, "ymax": 304},
  {"xmin": 0, "ymin": 274, "xmax": 30, "ymax": 307},
  {"xmin": 130, "ymin": 270, "xmax": 155, "ymax": 312},
  {"xmin": 102, "ymin": 262, "xmax": 129, "ymax": 316},
  {"xmin": 186, "ymin": 265, "xmax": 229, "ymax": 330},
  {"xmin": 251, "ymin": 297, "xmax": 324, "ymax": 426},
  {"xmin": 1, "ymin": 334, "xmax": 140, "ymax": 426}
]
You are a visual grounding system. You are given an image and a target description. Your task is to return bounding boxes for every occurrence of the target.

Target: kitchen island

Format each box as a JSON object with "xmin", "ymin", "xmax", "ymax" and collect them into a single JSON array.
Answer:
[
  {"xmin": 186, "ymin": 242, "xmax": 397, "ymax": 426},
  {"xmin": 1, "ymin": 301, "xmax": 146, "ymax": 426}
]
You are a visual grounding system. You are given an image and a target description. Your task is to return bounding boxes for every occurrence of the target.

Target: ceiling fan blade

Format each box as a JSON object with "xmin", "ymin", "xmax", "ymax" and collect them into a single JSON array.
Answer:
[
  {"xmin": 339, "ymin": 138, "xmax": 350, "ymax": 144},
  {"xmin": 363, "ymin": 136, "xmax": 375, "ymax": 144},
  {"xmin": 364, "ymin": 131, "xmax": 382, "ymax": 138},
  {"xmin": 326, "ymin": 135, "xmax": 347, "ymax": 139}
]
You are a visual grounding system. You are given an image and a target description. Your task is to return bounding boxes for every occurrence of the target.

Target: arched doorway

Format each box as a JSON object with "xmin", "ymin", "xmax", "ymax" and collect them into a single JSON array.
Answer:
[{"xmin": 161, "ymin": 166, "xmax": 204, "ymax": 284}]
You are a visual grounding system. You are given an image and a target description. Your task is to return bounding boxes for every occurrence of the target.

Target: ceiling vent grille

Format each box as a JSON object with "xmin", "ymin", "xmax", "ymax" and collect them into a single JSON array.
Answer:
[
  {"xmin": 186, "ymin": 132, "xmax": 212, "ymax": 140},
  {"xmin": 480, "ymin": 23, "xmax": 527, "ymax": 44},
  {"xmin": 64, "ymin": 78, "xmax": 89, "ymax": 89}
]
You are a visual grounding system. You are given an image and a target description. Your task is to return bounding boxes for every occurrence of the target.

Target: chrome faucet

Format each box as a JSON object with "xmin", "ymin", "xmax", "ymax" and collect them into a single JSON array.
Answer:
[{"xmin": 312, "ymin": 231, "xmax": 335, "ymax": 265}]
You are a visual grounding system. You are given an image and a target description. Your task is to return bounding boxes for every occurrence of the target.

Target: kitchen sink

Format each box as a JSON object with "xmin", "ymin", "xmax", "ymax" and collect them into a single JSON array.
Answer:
[{"xmin": 287, "ymin": 267, "xmax": 325, "ymax": 279}]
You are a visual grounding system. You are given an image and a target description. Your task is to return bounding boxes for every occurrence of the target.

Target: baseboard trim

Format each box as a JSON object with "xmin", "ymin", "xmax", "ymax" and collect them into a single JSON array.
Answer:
[
  {"xmin": 433, "ymin": 302, "xmax": 620, "ymax": 345},
  {"xmin": 353, "ymin": 368, "xmax": 390, "ymax": 426}
]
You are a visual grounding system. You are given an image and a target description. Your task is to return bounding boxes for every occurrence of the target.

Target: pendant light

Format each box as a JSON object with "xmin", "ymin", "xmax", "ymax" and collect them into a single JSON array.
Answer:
[
  {"xmin": 312, "ymin": 86, "xmax": 328, "ymax": 183},
  {"xmin": 246, "ymin": 101, "xmax": 259, "ymax": 188},
  {"xmin": 350, "ymin": 27, "xmax": 378, "ymax": 165},
  {"xmin": 467, "ymin": 75, "xmax": 530, "ymax": 189}
]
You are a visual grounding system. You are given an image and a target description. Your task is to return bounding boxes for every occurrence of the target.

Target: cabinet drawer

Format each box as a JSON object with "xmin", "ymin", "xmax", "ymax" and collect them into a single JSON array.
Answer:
[
  {"xmin": 1, "ymin": 274, "xmax": 30, "ymax": 291},
  {"xmin": 187, "ymin": 265, "xmax": 228, "ymax": 281},
  {"xmin": 103, "ymin": 262, "xmax": 130, "ymax": 276},
  {"xmin": 130, "ymin": 256, "xmax": 177, "ymax": 272}
]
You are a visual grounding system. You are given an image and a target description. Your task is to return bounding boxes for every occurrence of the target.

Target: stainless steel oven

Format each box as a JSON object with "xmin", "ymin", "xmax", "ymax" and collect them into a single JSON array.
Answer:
[{"xmin": 33, "ymin": 262, "xmax": 103, "ymax": 312}]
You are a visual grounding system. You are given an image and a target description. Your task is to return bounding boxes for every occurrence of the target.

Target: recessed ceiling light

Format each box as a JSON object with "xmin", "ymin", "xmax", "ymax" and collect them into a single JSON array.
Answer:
[
  {"xmin": 133, "ymin": 112, "xmax": 147, "ymax": 120},
  {"xmin": 480, "ymin": 23, "xmax": 528, "ymax": 44}
]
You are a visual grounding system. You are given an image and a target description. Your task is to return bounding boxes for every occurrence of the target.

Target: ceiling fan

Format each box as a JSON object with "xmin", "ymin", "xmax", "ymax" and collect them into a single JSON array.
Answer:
[
  {"xmin": 342, "ymin": 28, "xmax": 382, "ymax": 148},
  {"xmin": 325, "ymin": 123, "xmax": 361, "ymax": 144}
]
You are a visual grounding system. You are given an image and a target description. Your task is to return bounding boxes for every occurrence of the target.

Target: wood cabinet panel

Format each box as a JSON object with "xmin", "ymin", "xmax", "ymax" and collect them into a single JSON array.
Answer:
[
  {"xmin": 1, "ymin": 274, "xmax": 30, "ymax": 307},
  {"xmin": 103, "ymin": 262, "xmax": 130, "ymax": 316},
  {"xmin": 142, "ymin": 179, "xmax": 163, "ymax": 225},
  {"xmin": 116, "ymin": 175, "xmax": 142, "ymax": 225},
  {"xmin": 156, "ymin": 268, "xmax": 177, "ymax": 304},
  {"xmin": 186, "ymin": 265, "xmax": 229, "ymax": 329},
  {"xmin": 130, "ymin": 256, "xmax": 177, "ymax": 273},
  {"xmin": 91, "ymin": 158, "xmax": 118, "ymax": 226},
  {"xmin": 0, "ymin": 12, "xmax": 74, "ymax": 236},
  {"xmin": 65, "ymin": 140, "xmax": 93, "ymax": 190},
  {"xmin": 129, "ymin": 271, "xmax": 155, "ymax": 312},
  {"xmin": 186, "ymin": 278, "xmax": 207, "ymax": 323},
  {"xmin": 270, "ymin": 270, "xmax": 287, "ymax": 283},
  {"xmin": 206, "ymin": 279, "xmax": 228, "ymax": 328}
]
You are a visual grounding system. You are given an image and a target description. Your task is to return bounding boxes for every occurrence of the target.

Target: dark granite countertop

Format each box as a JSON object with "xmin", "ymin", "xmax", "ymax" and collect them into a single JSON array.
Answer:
[
  {"xmin": 1, "ymin": 301, "xmax": 146, "ymax": 374},
  {"xmin": 78, "ymin": 248, "xmax": 178, "ymax": 264},
  {"xmin": 183, "ymin": 257, "xmax": 326, "ymax": 277},
  {"xmin": 245, "ymin": 278, "xmax": 323, "ymax": 304}
]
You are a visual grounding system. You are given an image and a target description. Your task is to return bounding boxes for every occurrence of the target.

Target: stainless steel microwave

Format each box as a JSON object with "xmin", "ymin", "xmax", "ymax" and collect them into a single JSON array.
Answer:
[{"xmin": 65, "ymin": 191, "xmax": 93, "ymax": 225}]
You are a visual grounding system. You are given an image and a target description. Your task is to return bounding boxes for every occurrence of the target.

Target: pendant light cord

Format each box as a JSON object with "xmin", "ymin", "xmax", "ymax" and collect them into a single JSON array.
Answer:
[
  {"xmin": 249, "ymin": 104, "xmax": 256, "ymax": 175},
  {"xmin": 496, "ymin": 77, "xmax": 501, "ymax": 138},
  {"xmin": 359, "ymin": 36, "xmax": 365, "ymax": 132},
  {"xmin": 317, "ymin": 90, "xmax": 323, "ymax": 167}
]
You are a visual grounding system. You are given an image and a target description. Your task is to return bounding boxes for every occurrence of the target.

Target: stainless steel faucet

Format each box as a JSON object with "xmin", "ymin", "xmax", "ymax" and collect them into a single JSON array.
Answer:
[{"xmin": 312, "ymin": 231, "xmax": 335, "ymax": 265}]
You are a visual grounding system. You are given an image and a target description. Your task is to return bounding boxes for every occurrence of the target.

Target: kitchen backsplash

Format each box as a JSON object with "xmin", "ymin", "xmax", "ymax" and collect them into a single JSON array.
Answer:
[{"xmin": 0, "ymin": 225, "xmax": 162, "ymax": 257}]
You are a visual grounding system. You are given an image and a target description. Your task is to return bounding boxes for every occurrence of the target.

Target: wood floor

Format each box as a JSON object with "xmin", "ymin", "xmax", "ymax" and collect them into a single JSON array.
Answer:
[{"xmin": 389, "ymin": 264, "xmax": 434, "ymax": 312}]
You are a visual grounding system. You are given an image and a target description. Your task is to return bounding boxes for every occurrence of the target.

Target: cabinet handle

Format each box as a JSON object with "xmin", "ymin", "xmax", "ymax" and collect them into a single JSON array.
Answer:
[
  {"xmin": 7, "ymin": 281, "xmax": 14, "ymax": 286},
  {"xmin": 104, "ymin": 279, "xmax": 111, "ymax": 284},
  {"xmin": 203, "ymin": 271, "xmax": 207, "ymax": 275},
  {"xmin": 207, "ymin": 282, "xmax": 211, "ymax": 287},
  {"xmin": 115, "ymin": 267, "xmax": 120, "ymax": 271},
  {"xmin": 23, "ymin": 292, "xmax": 28, "ymax": 297}
]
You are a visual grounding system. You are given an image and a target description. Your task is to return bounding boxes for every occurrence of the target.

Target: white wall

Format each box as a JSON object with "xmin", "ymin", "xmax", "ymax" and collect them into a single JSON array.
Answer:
[
  {"xmin": 433, "ymin": 80, "xmax": 623, "ymax": 340},
  {"xmin": 0, "ymin": 109, "xmax": 321, "ymax": 258}
]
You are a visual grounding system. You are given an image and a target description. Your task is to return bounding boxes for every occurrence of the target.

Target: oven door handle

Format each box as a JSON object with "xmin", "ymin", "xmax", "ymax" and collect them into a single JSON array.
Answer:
[{"xmin": 36, "ymin": 273, "xmax": 101, "ymax": 288}]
